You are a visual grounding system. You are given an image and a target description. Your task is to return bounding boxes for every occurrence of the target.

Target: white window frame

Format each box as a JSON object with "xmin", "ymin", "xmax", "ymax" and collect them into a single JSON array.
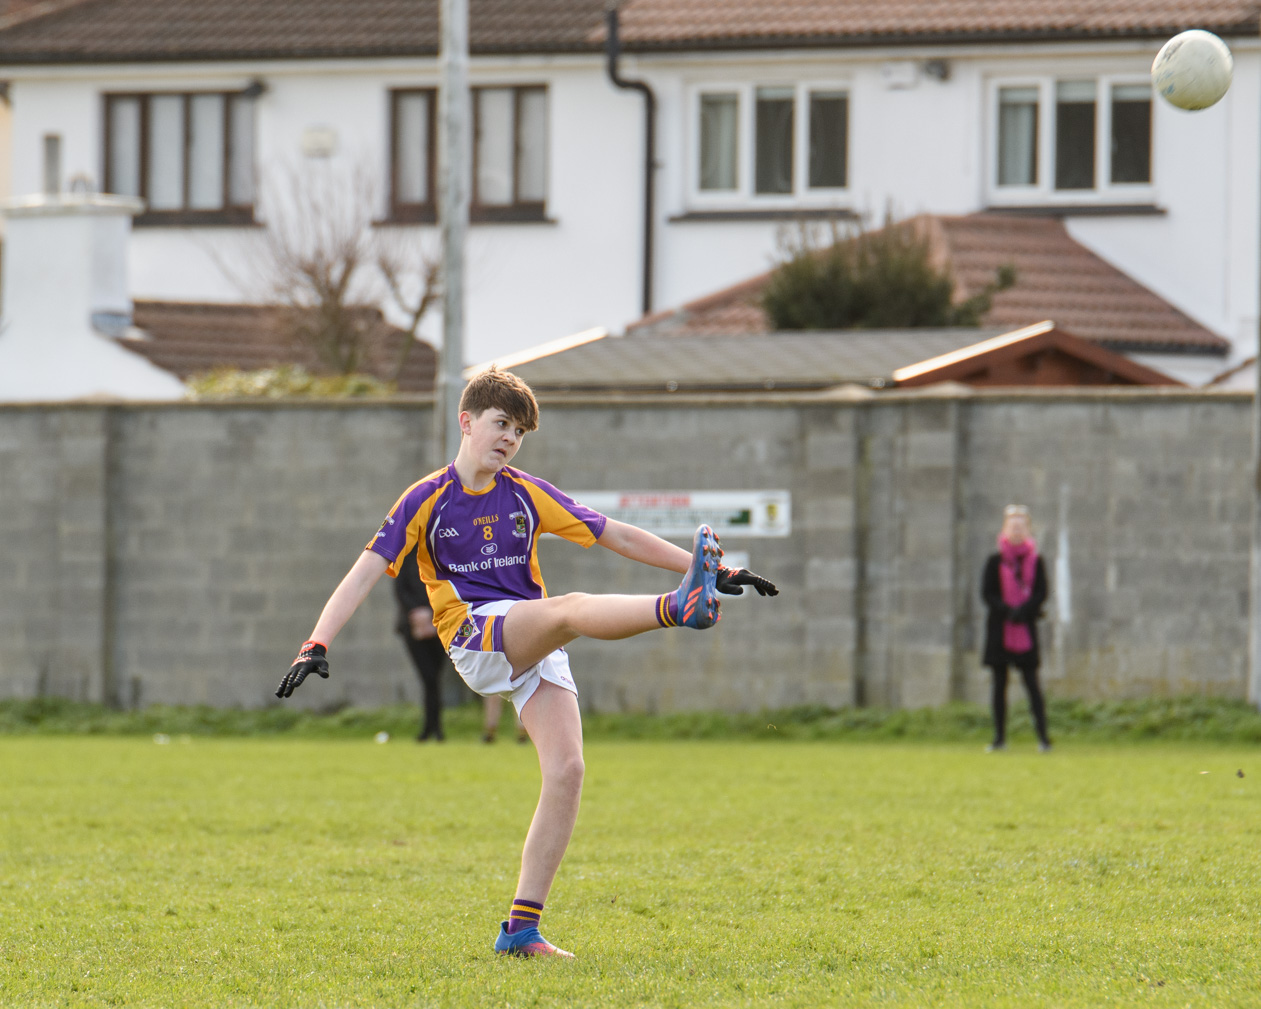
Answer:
[
  {"xmin": 687, "ymin": 80, "xmax": 852, "ymax": 209},
  {"xmin": 986, "ymin": 74, "xmax": 1156, "ymax": 207}
]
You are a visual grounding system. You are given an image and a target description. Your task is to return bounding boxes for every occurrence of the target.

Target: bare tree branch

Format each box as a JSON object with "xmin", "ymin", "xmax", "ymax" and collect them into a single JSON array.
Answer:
[
  {"xmin": 224, "ymin": 160, "xmax": 441, "ymax": 379},
  {"xmin": 378, "ymin": 242, "xmax": 442, "ymax": 381}
]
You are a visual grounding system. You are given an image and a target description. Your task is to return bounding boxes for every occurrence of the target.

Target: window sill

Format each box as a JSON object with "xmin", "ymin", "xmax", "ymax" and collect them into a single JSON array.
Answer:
[
  {"xmin": 670, "ymin": 207, "xmax": 859, "ymax": 223},
  {"xmin": 471, "ymin": 205, "xmax": 554, "ymax": 225},
  {"xmin": 375, "ymin": 206, "xmax": 556, "ymax": 226},
  {"xmin": 983, "ymin": 203, "xmax": 1166, "ymax": 218},
  {"xmin": 380, "ymin": 205, "xmax": 437, "ymax": 225},
  {"xmin": 133, "ymin": 208, "xmax": 259, "ymax": 228}
]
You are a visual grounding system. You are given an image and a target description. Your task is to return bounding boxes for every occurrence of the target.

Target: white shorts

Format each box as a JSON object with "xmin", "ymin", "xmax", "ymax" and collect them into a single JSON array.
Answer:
[{"xmin": 447, "ymin": 599, "xmax": 577, "ymax": 715}]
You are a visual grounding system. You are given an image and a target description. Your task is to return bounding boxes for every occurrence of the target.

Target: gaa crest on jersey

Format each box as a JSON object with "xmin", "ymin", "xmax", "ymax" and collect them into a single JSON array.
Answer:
[{"xmin": 511, "ymin": 511, "xmax": 528, "ymax": 538}]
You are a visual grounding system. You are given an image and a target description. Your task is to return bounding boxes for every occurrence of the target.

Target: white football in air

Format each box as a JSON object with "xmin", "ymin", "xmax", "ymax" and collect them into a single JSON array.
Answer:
[{"xmin": 1152, "ymin": 29, "xmax": 1233, "ymax": 110}]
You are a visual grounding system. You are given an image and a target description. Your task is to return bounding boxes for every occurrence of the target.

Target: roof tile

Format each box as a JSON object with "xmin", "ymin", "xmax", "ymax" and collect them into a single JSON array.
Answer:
[
  {"xmin": 0, "ymin": 0, "xmax": 609, "ymax": 62},
  {"xmin": 629, "ymin": 213, "xmax": 1228, "ymax": 354},
  {"xmin": 126, "ymin": 301, "xmax": 437, "ymax": 392},
  {"xmin": 609, "ymin": 0, "xmax": 1261, "ymax": 48},
  {"xmin": 1, "ymin": 0, "xmax": 1255, "ymax": 62}
]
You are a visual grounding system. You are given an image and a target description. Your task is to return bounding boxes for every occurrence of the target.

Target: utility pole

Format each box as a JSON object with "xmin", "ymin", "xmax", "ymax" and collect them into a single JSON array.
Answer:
[
  {"xmin": 1252, "ymin": 299, "xmax": 1261, "ymax": 707},
  {"xmin": 1253, "ymin": 95, "xmax": 1261, "ymax": 709},
  {"xmin": 438, "ymin": 0, "xmax": 470, "ymax": 467}
]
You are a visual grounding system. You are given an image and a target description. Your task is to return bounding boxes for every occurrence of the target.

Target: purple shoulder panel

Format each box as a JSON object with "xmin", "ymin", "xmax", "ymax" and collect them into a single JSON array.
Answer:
[
  {"xmin": 503, "ymin": 467, "xmax": 607, "ymax": 541},
  {"xmin": 366, "ymin": 466, "xmax": 453, "ymax": 563}
]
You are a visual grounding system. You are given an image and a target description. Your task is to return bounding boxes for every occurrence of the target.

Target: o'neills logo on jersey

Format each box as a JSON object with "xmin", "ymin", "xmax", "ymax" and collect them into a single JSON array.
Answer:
[
  {"xmin": 511, "ymin": 511, "xmax": 528, "ymax": 538},
  {"xmin": 473, "ymin": 515, "xmax": 498, "ymax": 526}
]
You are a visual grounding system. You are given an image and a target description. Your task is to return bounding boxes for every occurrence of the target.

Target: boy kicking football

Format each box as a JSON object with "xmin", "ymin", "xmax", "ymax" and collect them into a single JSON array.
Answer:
[{"xmin": 276, "ymin": 367, "xmax": 778, "ymax": 957}]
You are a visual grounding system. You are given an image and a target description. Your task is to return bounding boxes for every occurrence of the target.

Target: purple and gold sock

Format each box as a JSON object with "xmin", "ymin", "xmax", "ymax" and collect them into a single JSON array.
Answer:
[
  {"xmin": 655, "ymin": 591, "xmax": 680, "ymax": 628},
  {"xmin": 507, "ymin": 897, "xmax": 543, "ymax": 934}
]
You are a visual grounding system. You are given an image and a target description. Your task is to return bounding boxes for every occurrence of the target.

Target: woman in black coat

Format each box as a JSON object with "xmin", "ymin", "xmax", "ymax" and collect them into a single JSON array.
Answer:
[{"xmin": 980, "ymin": 505, "xmax": 1051, "ymax": 752}]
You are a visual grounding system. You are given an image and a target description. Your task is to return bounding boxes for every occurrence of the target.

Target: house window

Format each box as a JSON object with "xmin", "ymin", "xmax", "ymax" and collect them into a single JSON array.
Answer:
[
  {"xmin": 699, "ymin": 92, "xmax": 738, "ymax": 191},
  {"xmin": 755, "ymin": 87, "xmax": 794, "ymax": 194},
  {"xmin": 997, "ymin": 87, "xmax": 1038, "ymax": 186},
  {"xmin": 473, "ymin": 85, "xmax": 548, "ymax": 219},
  {"xmin": 808, "ymin": 91, "xmax": 848, "ymax": 189},
  {"xmin": 1110, "ymin": 83, "xmax": 1151, "ymax": 184},
  {"xmin": 42, "ymin": 134, "xmax": 61, "ymax": 195},
  {"xmin": 1055, "ymin": 80, "xmax": 1096, "ymax": 190},
  {"xmin": 692, "ymin": 83, "xmax": 849, "ymax": 203},
  {"xmin": 104, "ymin": 92, "xmax": 255, "ymax": 223},
  {"xmin": 386, "ymin": 85, "xmax": 548, "ymax": 223},
  {"xmin": 390, "ymin": 89, "xmax": 436, "ymax": 221},
  {"xmin": 991, "ymin": 76, "xmax": 1152, "ymax": 203}
]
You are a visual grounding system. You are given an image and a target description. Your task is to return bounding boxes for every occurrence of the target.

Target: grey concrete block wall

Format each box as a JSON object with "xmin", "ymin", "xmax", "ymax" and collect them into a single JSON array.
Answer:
[
  {"xmin": 108, "ymin": 405, "xmax": 440, "ymax": 709},
  {"xmin": 0, "ymin": 408, "xmax": 109, "ymax": 702},
  {"xmin": 523, "ymin": 403, "xmax": 851, "ymax": 713},
  {"xmin": 961, "ymin": 396, "xmax": 1252, "ymax": 703},
  {"xmin": 0, "ymin": 390, "xmax": 1253, "ymax": 711}
]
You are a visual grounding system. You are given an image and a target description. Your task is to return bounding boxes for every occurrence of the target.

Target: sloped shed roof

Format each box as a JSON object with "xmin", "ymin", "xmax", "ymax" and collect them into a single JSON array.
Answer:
[
  {"xmin": 508, "ymin": 327, "xmax": 1005, "ymax": 392},
  {"xmin": 496, "ymin": 322, "xmax": 1181, "ymax": 393}
]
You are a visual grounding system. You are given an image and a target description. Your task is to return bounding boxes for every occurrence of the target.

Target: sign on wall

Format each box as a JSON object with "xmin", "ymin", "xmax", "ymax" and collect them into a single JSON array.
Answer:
[{"xmin": 570, "ymin": 490, "xmax": 791, "ymax": 538}]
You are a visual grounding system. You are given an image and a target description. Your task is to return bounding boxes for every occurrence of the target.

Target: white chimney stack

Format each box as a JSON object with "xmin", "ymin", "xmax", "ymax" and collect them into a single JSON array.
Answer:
[{"xmin": 0, "ymin": 193, "xmax": 185, "ymax": 401}]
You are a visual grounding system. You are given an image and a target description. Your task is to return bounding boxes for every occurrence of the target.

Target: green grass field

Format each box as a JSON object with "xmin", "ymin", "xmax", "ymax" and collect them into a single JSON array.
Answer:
[{"xmin": 2, "ymin": 736, "xmax": 1258, "ymax": 1008}]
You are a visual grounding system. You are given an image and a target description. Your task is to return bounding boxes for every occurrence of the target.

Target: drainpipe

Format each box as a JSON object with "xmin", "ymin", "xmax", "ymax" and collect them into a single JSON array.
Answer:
[{"xmin": 605, "ymin": 6, "xmax": 656, "ymax": 317}]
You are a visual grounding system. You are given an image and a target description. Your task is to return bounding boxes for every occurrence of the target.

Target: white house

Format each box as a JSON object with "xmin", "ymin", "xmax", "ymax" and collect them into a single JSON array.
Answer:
[{"xmin": 0, "ymin": 0, "xmax": 1256, "ymax": 377}]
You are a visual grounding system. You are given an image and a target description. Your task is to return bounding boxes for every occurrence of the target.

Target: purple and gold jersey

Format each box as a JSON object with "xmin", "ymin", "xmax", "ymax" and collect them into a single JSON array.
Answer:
[{"xmin": 367, "ymin": 464, "xmax": 608, "ymax": 650}]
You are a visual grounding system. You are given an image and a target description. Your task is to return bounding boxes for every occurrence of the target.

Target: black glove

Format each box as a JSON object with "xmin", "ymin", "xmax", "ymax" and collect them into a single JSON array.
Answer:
[
  {"xmin": 276, "ymin": 640, "xmax": 329, "ymax": 698},
  {"xmin": 715, "ymin": 565, "xmax": 779, "ymax": 597}
]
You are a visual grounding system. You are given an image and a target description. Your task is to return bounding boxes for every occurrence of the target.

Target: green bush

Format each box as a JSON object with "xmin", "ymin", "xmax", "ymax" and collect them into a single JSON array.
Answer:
[
  {"xmin": 186, "ymin": 365, "xmax": 396, "ymax": 399},
  {"xmin": 762, "ymin": 217, "xmax": 1015, "ymax": 330}
]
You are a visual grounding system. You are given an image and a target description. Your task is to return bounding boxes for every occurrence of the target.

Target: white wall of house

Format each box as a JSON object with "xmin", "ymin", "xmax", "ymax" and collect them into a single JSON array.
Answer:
[
  {"xmin": 4, "ymin": 38, "xmax": 1256, "ymax": 368},
  {"xmin": 638, "ymin": 42, "xmax": 1258, "ymax": 368},
  {"xmin": 641, "ymin": 47, "xmax": 989, "ymax": 307},
  {"xmin": 1066, "ymin": 54, "xmax": 1261, "ymax": 353},
  {"xmin": 7, "ymin": 57, "xmax": 645, "ymax": 363}
]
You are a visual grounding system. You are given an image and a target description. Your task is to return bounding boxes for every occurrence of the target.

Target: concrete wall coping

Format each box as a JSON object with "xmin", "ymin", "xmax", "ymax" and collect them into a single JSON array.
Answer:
[
  {"xmin": 0, "ymin": 385, "xmax": 1252, "ymax": 413},
  {"xmin": 2, "ymin": 193, "xmax": 146, "ymax": 217}
]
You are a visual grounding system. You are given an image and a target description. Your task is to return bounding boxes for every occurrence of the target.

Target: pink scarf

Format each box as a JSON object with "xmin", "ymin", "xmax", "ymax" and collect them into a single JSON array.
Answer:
[{"xmin": 998, "ymin": 534, "xmax": 1038, "ymax": 653}]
